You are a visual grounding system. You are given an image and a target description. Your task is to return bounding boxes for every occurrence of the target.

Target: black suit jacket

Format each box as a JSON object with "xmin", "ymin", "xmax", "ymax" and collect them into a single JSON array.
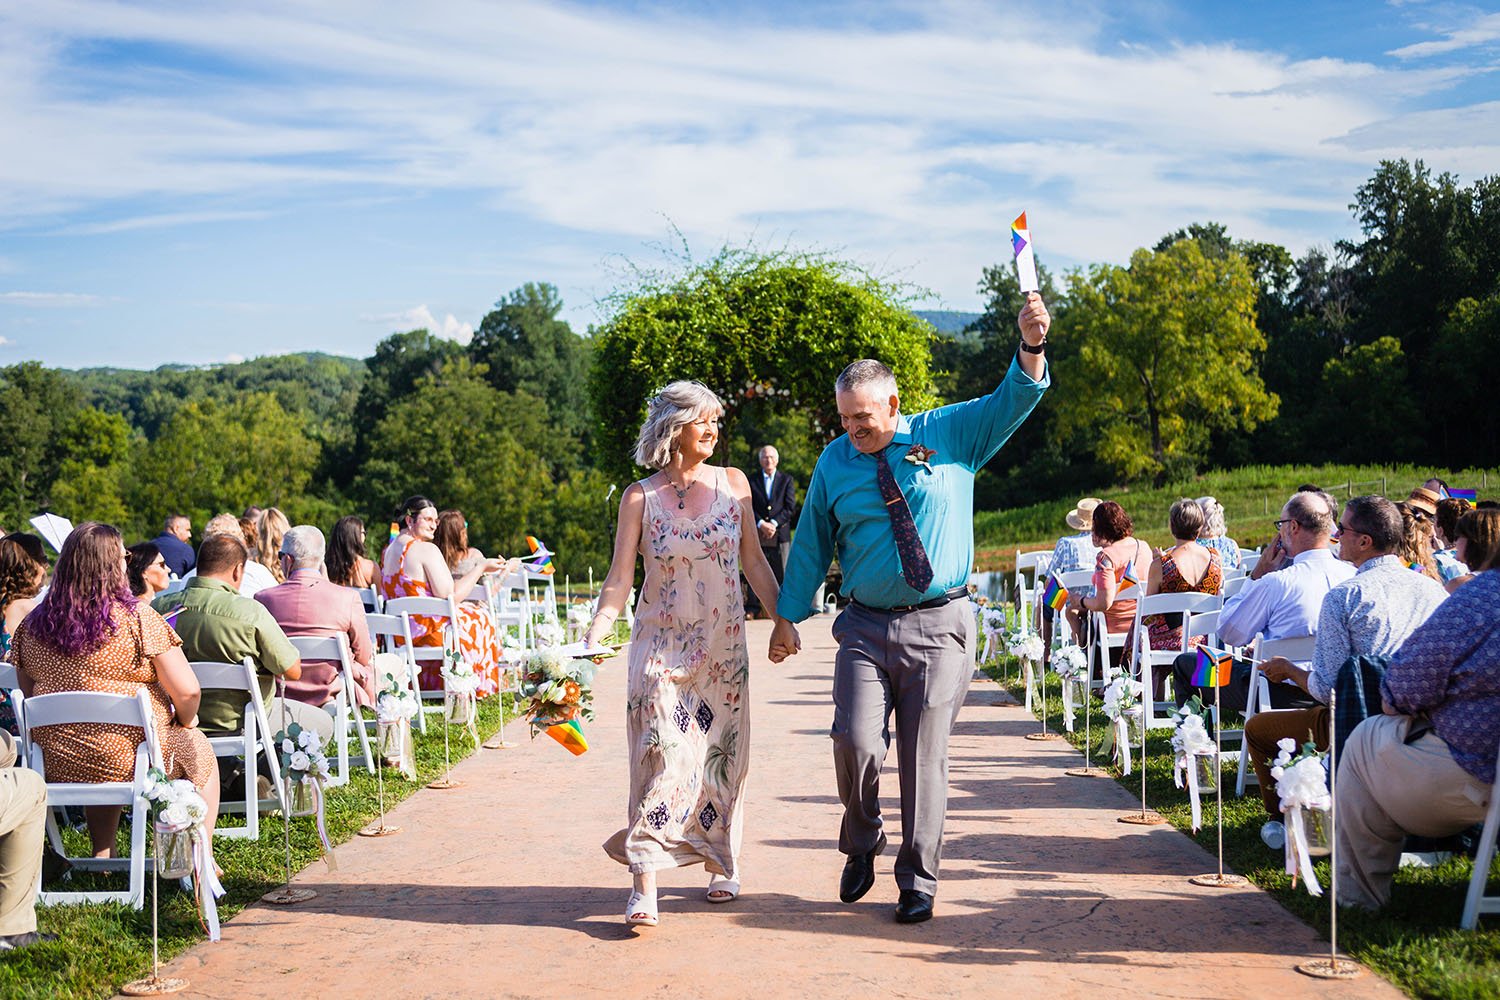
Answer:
[{"xmin": 748, "ymin": 469, "xmax": 796, "ymax": 546}]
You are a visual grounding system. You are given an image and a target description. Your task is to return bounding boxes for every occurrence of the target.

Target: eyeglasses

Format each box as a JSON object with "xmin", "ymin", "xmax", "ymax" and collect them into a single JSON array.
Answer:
[
  {"xmin": 1273, "ymin": 518, "xmax": 1295, "ymax": 530},
  {"xmin": 1335, "ymin": 521, "xmax": 1368, "ymax": 541}
]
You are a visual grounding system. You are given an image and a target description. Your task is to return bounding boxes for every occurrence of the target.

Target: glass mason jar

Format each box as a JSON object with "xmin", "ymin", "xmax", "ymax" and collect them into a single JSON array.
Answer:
[
  {"xmin": 289, "ymin": 778, "xmax": 318, "ymax": 817},
  {"xmin": 1196, "ymin": 753, "xmax": 1219, "ymax": 793},
  {"xmin": 378, "ymin": 720, "xmax": 409, "ymax": 763},
  {"xmin": 445, "ymin": 692, "xmax": 475, "ymax": 726},
  {"xmin": 155, "ymin": 823, "xmax": 194, "ymax": 879},
  {"xmin": 1304, "ymin": 805, "xmax": 1333, "ymax": 857}
]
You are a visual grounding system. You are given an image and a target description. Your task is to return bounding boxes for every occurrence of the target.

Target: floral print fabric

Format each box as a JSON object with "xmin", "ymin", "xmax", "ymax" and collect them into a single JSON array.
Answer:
[
  {"xmin": 380, "ymin": 539, "xmax": 504, "ymax": 696},
  {"xmin": 604, "ymin": 467, "xmax": 751, "ymax": 878}
]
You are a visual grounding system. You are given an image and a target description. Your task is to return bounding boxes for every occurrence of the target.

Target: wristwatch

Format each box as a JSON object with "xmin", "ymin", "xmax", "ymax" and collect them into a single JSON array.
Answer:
[{"xmin": 1019, "ymin": 338, "xmax": 1046, "ymax": 355}]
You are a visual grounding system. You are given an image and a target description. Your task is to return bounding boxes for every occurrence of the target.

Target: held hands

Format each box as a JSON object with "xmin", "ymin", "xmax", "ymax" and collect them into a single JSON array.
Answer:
[
  {"xmin": 768, "ymin": 618, "xmax": 801, "ymax": 663},
  {"xmin": 1018, "ymin": 292, "xmax": 1050, "ymax": 345}
]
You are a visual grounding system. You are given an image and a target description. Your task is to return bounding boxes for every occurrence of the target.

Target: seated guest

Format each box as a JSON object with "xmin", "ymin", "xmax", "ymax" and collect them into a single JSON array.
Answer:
[
  {"xmin": 152, "ymin": 514, "xmax": 195, "ymax": 579},
  {"xmin": 1396, "ymin": 500, "xmax": 1442, "ymax": 582},
  {"xmin": 256, "ymin": 526, "xmax": 376, "ymax": 710},
  {"xmin": 1040, "ymin": 498, "xmax": 1099, "ymax": 667},
  {"xmin": 12, "ymin": 522, "xmax": 220, "ymax": 853},
  {"xmin": 1336, "ymin": 558, "xmax": 1499, "ymax": 911},
  {"xmin": 255, "ymin": 508, "xmax": 291, "ymax": 585},
  {"xmin": 126, "ymin": 542, "xmax": 171, "ymax": 602},
  {"xmin": 0, "ymin": 536, "xmax": 48, "ymax": 658},
  {"xmin": 1434, "ymin": 497, "xmax": 1472, "ymax": 583},
  {"xmin": 1135, "ymin": 498, "xmax": 1222, "ymax": 698},
  {"xmin": 326, "ymin": 516, "xmax": 378, "ymax": 589},
  {"xmin": 1247, "ymin": 487, "xmax": 1338, "ymax": 581},
  {"xmin": 1195, "ymin": 495, "xmax": 1242, "ymax": 571},
  {"xmin": 0, "ymin": 729, "xmax": 51, "ymax": 951},
  {"xmin": 435, "ymin": 510, "xmax": 520, "ymax": 596},
  {"xmin": 1447, "ymin": 508, "xmax": 1500, "ymax": 593},
  {"xmin": 1174, "ymin": 490, "xmax": 1355, "ymax": 709},
  {"xmin": 183, "ymin": 514, "xmax": 278, "ymax": 597},
  {"xmin": 1065, "ymin": 501, "xmax": 1151, "ymax": 671},
  {"xmin": 154, "ymin": 534, "xmax": 316, "ymax": 744},
  {"xmin": 381, "ymin": 495, "xmax": 509, "ymax": 695},
  {"xmin": 1246, "ymin": 496, "xmax": 1448, "ymax": 848}
]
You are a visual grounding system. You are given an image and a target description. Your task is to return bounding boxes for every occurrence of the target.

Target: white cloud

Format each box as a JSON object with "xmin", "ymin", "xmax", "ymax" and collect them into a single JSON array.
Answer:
[
  {"xmin": 0, "ymin": 336, "xmax": 12, "ymax": 347},
  {"xmin": 364, "ymin": 305, "xmax": 474, "ymax": 344},
  {"xmin": 1389, "ymin": 11, "xmax": 1500, "ymax": 58},
  {"xmin": 62, "ymin": 209, "xmax": 272, "ymax": 235},
  {"xmin": 223, "ymin": 352, "xmax": 245, "ymax": 364},
  {"xmin": 0, "ymin": 291, "xmax": 105, "ymax": 306}
]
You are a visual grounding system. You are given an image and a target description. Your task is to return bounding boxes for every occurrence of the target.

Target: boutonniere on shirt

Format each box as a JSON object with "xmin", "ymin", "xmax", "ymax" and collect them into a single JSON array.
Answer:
[{"xmin": 904, "ymin": 444, "xmax": 936, "ymax": 473}]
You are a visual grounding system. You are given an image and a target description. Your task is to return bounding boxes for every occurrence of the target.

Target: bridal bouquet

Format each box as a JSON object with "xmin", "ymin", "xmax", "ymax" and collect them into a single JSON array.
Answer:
[
  {"xmin": 521, "ymin": 647, "xmax": 597, "ymax": 736},
  {"xmin": 1271, "ymin": 737, "xmax": 1332, "ymax": 896}
]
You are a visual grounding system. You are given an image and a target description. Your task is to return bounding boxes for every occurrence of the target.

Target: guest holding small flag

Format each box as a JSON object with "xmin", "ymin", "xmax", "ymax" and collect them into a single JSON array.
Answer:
[{"xmin": 1065, "ymin": 500, "xmax": 1151, "ymax": 675}]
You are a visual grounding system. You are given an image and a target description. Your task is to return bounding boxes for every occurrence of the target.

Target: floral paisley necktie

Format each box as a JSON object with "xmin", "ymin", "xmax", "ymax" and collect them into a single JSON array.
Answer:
[{"xmin": 874, "ymin": 450, "xmax": 934, "ymax": 593}]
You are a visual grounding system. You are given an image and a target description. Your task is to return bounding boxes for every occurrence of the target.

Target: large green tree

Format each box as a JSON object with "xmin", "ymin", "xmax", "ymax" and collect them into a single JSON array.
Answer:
[
  {"xmin": 469, "ymin": 283, "xmax": 592, "ymax": 448},
  {"xmin": 589, "ymin": 249, "xmax": 938, "ymax": 483},
  {"xmin": 0, "ymin": 363, "xmax": 86, "ymax": 525},
  {"xmin": 1056, "ymin": 239, "xmax": 1279, "ymax": 484}
]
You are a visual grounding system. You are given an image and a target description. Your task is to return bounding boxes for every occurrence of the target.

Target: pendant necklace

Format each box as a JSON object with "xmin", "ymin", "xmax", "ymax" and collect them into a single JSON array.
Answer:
[{"xmin": 668, "ymin": 474, "xmax": 695, "ymax": 510}]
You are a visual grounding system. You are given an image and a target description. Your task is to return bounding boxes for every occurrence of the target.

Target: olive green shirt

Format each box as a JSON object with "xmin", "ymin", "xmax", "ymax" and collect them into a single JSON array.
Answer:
[{"xmin": 152, "ymin": 577, "xmax": 300, "ymax": 734}]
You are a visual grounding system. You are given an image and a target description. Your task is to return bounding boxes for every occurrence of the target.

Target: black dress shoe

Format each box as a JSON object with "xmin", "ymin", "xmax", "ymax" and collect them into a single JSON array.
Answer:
[
  {"xmin": 894, "ymin": 889, "xmax": 934, "ymax": 924},
  {"xmin": 839, "ymin": 834, "xmax": 886, "ymax": 903}
]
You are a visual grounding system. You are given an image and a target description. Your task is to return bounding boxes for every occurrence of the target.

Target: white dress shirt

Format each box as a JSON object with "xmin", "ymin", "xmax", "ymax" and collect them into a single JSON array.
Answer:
[
  {"xmin": 1217, "ymin": 547, "xmax": 1356, "ymax": 657},
  {"xmin": 183, "ymin": 559, "xmax": 279, "ymax": 598}
]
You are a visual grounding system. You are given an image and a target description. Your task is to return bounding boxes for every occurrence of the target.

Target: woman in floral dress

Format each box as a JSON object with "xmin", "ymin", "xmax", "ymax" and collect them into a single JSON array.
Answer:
[
  {"xmin": 586, "ymin": 381, "xmax": 792, "ymax": 928},
  {"xmin": 380, "ymin": 496, "xmax": 516, "ymax": 697}
]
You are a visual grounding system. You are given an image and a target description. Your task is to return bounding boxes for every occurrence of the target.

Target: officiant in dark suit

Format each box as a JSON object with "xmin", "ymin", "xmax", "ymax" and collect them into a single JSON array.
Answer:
[{"xmin": 746, "ymin": 445, "xmax": 796, "ymax": 616}]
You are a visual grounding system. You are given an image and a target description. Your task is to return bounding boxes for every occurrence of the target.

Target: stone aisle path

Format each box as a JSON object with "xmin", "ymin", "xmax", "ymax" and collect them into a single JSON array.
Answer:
[{"xmin": 155, "ymin": 616, "xmax": 1400, "ymax": 999}]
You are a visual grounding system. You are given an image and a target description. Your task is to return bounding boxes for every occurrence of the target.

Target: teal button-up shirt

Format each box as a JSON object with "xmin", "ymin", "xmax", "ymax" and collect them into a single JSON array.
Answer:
[{"xmin": 776, "ymin": 356, "xmax": 1048, "ymax": 621}]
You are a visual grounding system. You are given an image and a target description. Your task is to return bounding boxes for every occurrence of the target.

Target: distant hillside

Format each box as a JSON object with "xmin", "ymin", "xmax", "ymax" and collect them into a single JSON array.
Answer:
[{"xmin": 914, "ymin": 309, "xmax": 982, "ymax": 335}]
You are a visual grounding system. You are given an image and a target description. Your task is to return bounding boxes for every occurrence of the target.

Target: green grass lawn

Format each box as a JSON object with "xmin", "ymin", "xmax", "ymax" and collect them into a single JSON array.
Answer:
[
  {"xmin": 0, "ymin": 695, "xmax": 526, "ymax": 1000},
  {"xmin": 973, "ymin": 463, "xmax": 1499, "ymax": 574},
  {"xmin": 985, "ymin": 657, "xmax": 1500, "ymax": 1000}
]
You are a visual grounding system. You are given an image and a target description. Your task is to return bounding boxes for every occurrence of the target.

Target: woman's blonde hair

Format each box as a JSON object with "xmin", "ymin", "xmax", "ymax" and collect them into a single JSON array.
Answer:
[
  {"xmin": 257, "ymin": 507, "xmax": 291, "ymax": 583},
  {"xmin": 1195, "ymin": 496, "xmax": 1226, "ymax": 538},
  {"xmin": 633, "ymin": 381, "xmax": 724, "ymax": 470}
]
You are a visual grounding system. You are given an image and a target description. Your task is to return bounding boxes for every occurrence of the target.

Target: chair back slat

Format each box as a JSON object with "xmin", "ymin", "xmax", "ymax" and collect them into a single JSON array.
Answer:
[
  {"xmin": 189, "ymin": 659, "xmax": 256, "ymax": 693},
  {"xmin": 287, "ymin": 634, "xmax": 352, "ymax": 665}
]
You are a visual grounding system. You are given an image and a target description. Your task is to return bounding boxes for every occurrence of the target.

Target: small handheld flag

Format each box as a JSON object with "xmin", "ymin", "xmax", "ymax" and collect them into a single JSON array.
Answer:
[
  {"xmin": 545, "ymin": 719, "xmax": 589, "ymax": 755},
  {"xmin": 526, "ymin": 535, "xmax": 556, "ymax": 575},
  {"xmin": 389, "ymin": 522, "xmax": 400, "ymax": 542},
  {"xmin": 1011, "ymin": 211, "xmax": 1039, "ymax": 293},
  {"xmin": 1191, "ymin": 647, "xmax": 1234, "ymax": 688},
  {"xmin": 1117, "ymin": 560, "xmax": 1141, "ymax": 593},
  {"xmin": 1449, "ymin": 488, "xmax": 1478, "ymax": 505},
  {"xmin": 1042, "ymin": 575, "xmax": 1069, "ymax": 611}
]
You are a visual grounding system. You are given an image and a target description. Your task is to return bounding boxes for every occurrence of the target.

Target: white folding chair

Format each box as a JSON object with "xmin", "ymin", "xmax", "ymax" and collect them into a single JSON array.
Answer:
[
  {"xmin": 1235, "ymin": 633, "xmax": 1319, "ymax": 796},
  {"xmin": 1461, "ymin": 743, "xmax": 1500, "ymax": 929},
  {"xmin": 1013, "ymin": 550, "xmax": 1051, "ymax": 634},
  {"xmin": 190, "ymin": 658, "xmax": 287, "ymax": 840},
  {"xmin": 382, "ymin": 594, "xmax": 463, "ymax": 714},
  {"xmin": 1089, "ymin": 610, "xmax": 1130, "ymax": 689},
  {"xmin": 365, "ymin": 611, "xmax": 428, "ymax": 734},
  {"xmin": 20, "ymin": 688, "xmax": 161, "ymax": 908},
  {"xmin": 0, "ymin": 662, "xmax": 18, "ymax": 732},
  {"xmin": 1219, "ymin": 574, "xmax": 1251, "ymax": 600},
  {"xmin": 350, "ymin": 586, "xmax": 382, "ymax": 615},
  {"xmin": 1240, "ymin": 552, "xmax": 1261, "ymax": 574},
  {"xmin": 285, "ymin": 634, "xmax": 375, "ymax": 786},
  {"xmin": 1130, "ymin": 592, "xmax": 1222, "ymax": 730}
]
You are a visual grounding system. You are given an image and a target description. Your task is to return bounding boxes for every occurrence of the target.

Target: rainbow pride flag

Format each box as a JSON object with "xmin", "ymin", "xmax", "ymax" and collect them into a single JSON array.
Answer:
[
  {"xmin": 1117, "ymin": 560, "xmax": 1141, "ymax": 593},
  {"xmin": 1042, "ymin": 575, "xmax": 1069, "ymax": 611},
  {"xmin": 1449, "ymin": 488, "xmax": 1478, "ymax": 505},
  {"xmin": 545, "ymin": 719, "xmax": 589, "ymax": 756},
  {"xmin": 526, "ymin": 534, "xmax": 556, "ymax": 575},
  {"xmin": 1191, "ymin": 646, "xmax": 1234, "ymax": 688}
]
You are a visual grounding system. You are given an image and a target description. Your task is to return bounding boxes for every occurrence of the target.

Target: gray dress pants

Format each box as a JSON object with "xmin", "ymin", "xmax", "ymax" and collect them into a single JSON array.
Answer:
[{"xmin": 831, "ymin": 597, "xmax": 973, "ymax": 896}]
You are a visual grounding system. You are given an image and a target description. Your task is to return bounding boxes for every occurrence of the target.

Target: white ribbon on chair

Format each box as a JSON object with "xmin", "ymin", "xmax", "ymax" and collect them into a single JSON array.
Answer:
[{"xmin": 191, "ymin": 826, "xmax": 226, "ymax": 940}]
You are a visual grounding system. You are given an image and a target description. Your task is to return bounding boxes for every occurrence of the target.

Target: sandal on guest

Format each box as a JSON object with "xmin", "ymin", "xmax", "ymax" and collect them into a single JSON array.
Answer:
[
  {"xmin": 706, "ymin": 876, "xmax": 740, "ymax": 903},
  {"xmin": 626, "ymin": 886, "xmax": 659, "ymax": 927}
]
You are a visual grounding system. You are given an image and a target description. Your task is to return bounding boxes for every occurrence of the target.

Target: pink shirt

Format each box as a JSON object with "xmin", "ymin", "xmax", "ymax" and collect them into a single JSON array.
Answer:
[{"xmin": 255, "ymin": 568, "xmax": 375, "ymax": 709}]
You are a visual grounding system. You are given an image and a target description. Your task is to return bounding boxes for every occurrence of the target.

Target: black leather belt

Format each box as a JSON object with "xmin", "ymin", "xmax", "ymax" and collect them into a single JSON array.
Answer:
[{"xmin": 852, "ymin": 586, "xmax": 970, "ymax": 614}]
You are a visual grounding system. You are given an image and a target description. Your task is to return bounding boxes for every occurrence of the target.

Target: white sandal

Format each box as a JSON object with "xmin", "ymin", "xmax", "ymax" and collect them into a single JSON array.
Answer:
[
  {"xmin": 626, "ymin": 886, "xmax": 659, "ymax": 927},
  {"xmin": 706, "ymin": 876, "xmax": 740, "ymax": 903}
]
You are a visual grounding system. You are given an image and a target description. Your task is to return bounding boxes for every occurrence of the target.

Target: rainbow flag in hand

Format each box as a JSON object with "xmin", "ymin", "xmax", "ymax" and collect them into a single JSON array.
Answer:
[
  {"xmin": 1117, "ymin": 560, "xmax": 1141, "ymax": 593},
  {"xmin": 526, "ymin": 535, "xmax": 556, "ymax": 575},
  {"xmin": 1042, "ymin": 575, "xmax": 1069, "ymax": 611},
  {"xmin": 545, "ymin": 719, "xmax": 589, "ymax": 756},
  {"xmin": 1449, "ymin": 488, "xmax": 1478, "ymax": 506},
  {"xmin": 1191, "ymin": 646, "xmax": 1234, "ymax": 687}
]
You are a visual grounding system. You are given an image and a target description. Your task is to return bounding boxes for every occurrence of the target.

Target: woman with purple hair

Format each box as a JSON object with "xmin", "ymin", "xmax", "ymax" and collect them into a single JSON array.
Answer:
[{"xmin": 11, "ymin": 522, "xmax": 220, "ymax": 856}]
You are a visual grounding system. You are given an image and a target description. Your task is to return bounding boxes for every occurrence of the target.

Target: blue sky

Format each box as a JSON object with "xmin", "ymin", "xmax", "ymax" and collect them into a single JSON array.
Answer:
[{"xmin": 1, "ymin": 0, "xmax": 1497, "ymax": 369}]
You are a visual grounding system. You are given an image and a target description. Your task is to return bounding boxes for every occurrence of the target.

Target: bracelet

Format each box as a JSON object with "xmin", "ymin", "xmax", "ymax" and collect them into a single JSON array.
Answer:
[{"xmin": 1019, "ymin": 339, "xmax": 1046, "ymax": 355}]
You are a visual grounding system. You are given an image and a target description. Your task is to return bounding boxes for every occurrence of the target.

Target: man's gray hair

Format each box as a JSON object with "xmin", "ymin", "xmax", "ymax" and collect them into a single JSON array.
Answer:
[
  {"xmin": 1195, "ymin": 496, "xmax": 1226, "ymax": 538},
  {"xmin": 1286, "ymin": 491, "xmax": 1336, "ymax": 537},
  {"xmin": 633, "ymin": 381, "xmax": 724, "ymax": 470},
  {"xmin": 281, "ymin": 525, "xmax": 326, "ymax": 570},
  {"xmin": 835, "ymin": 359, "xmax": 898, "ymax": 398},
  {"xmin": 164, "ymin": 513, "xmax": 188, "ymax": 532}
]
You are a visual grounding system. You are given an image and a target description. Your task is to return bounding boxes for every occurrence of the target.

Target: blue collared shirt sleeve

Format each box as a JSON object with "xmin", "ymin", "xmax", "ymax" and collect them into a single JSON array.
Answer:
[
  {"xmin": 1218, "ymin": 575, "xmax": 1277, "ymax": 648},
  {"xmin": 1308, "ymin": 587, "xmax": 1350, "ymax": 704},
  {"xmin": 776, "ymin": 453, "xmax": 836, "ymax": 624},
  {"xmin": 922, "ymin": 356, "xmax": 1049, "ymax": 471}
]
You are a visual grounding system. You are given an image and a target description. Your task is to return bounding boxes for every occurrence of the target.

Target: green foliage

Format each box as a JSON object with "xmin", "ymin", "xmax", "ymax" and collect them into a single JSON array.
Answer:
[
  {"xmin": 589, "ymin": 247, "xmax": 938, "ymax": 482},
  {"xmin": 470, "ymin": 282, "xmax": 593, "ymax": 444},
  {"xmin": 0, "ymin": 363, "xmax": 86, "ymax": 525},
  {"xmin": 1056, "ymin": 240, "xmax": 1279, "ymax": 484},
  {"xmin": 1316, "ymin": 337, "xmax": 1422, "ymax": 460},
  {"xmin": 48, "ymin": 409, "xmax": 133, "ymax": 528}
]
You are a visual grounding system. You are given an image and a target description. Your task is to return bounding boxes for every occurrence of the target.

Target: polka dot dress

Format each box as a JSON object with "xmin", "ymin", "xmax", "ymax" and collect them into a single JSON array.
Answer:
[{"xmin": 12, "ymin": 604, "xmax": 217, "ymax": 787}]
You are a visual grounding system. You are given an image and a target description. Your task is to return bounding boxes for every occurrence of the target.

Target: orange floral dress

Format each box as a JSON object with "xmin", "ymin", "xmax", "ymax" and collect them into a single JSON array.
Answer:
[
  {"xmin": 380, "ymin": 539, "xmax": 504, "ymax": 696},
  {"xmin": 11, "ymin": 604, "xmax": 217, "ymax": 788}
]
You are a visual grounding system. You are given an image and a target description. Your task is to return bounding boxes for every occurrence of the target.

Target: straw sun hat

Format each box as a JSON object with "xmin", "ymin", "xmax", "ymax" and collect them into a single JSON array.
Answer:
[{"xmin": 1065, "ymin": 498, "xmax": 1102, "ymax": 532}]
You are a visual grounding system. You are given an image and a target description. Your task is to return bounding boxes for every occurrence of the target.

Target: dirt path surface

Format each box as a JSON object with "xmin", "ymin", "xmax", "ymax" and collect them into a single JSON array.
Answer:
[{"xmin": 153, "ymin": 615, "xmax": 1399, "ymax": 999}]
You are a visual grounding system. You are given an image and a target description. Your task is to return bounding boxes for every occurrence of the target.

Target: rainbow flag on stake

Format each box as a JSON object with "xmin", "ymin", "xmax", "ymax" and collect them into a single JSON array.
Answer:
[
  {"xmin": 1449, "ymin": 488, "xmax": 1478, "ymax": 505},
  {"xmin": 1042, "ymin": 575, "xmax": 1069, "ymax": 611},
  {"xmin": 545, "ymin": 719, "xmax": 589, "ymax": 755},
  {"xmin": 1011, "ymin": 211, "xmax": 1039, "ymax": 293},
  {"xmin": 1191, "ymin": 646, "xmax": 1234, "ymax": 688}
]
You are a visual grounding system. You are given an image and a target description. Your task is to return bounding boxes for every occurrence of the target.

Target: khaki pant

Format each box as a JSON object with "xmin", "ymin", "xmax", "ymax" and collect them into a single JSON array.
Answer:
[
  {"xmin": 1245, "ymin": 705, "xmax": 1329, "ymax": 816},
  {"xmin": 0, "ymin": 766, "xmax": 47, "ymax": 936},
  {"xmin": 1336, "ymin": 714, "xmax": 1491, "ymax": 910}
]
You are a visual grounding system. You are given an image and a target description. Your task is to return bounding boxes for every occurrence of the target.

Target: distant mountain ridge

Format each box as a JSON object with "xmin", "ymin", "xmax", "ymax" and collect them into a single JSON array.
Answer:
[{"xmin": 914, "ymin": 310, "xmax": 982, "ymax": 335}]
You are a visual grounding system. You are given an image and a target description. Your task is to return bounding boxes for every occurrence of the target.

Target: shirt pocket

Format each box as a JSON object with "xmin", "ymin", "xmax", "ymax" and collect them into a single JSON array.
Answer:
[{"xmin": 901, "ymin": 463, "xmax": 951, "ymax": 520}]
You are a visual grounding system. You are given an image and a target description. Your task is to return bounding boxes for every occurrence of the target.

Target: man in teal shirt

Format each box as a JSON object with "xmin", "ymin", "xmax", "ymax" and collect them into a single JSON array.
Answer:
[{"xmin": 771, "ymin": 292, "xmax": 1051, "ymax": 924}]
